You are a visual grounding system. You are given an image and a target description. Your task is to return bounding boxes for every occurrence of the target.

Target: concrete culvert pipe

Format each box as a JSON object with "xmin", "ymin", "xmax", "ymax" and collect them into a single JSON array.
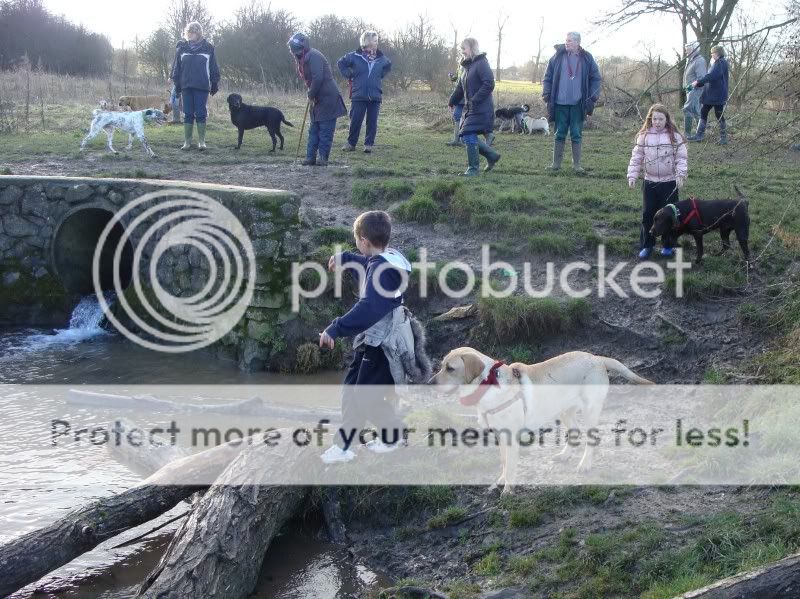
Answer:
[{"xmin": 52, "ymin": 208, "xmax": 134, "ymax": 295}]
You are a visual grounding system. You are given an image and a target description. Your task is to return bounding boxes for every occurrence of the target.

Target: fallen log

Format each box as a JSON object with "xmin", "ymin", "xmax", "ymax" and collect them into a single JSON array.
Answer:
[
  {"xmin": 137, "ymin": 434, "xmax": 315, "ymax": 598},
  {"xmin": 66, "ymin": 389, "xmax": 340, "ymax": 422},
  {"xmin": 107, "ymin": 418, "xmax": 189, "ymax": 477},
  {"xmin": 0, "ymin": 432, "xmax": 251, "ymax": 597},
  {"xmin": 678, "ymin": 550, "xmax": 800, "ymax": 598}
]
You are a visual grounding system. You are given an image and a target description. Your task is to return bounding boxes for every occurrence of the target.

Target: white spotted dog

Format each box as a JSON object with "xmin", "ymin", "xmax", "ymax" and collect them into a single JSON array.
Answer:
[{"xmin": 80, "ymin": 108, "xmax": 167, "ymax": 158}]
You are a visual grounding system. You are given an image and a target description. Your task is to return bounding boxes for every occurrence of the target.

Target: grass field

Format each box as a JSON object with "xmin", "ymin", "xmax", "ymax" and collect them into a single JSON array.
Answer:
[{"xmin": 1, "ymin": 85, "xmax": 799, "ymax": 378}]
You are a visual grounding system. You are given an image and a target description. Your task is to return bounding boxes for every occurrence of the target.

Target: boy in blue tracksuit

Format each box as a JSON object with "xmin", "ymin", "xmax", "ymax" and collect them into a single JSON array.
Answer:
[{"xmin": 319, "ymin": 210, "xmax": 410, "ymax": 464}]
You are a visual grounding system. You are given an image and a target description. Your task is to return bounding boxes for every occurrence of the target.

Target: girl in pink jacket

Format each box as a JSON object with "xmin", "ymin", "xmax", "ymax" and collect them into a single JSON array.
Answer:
[{"xmin": 627, "ymin": 104, "xmax": 688, "ymax": 259}]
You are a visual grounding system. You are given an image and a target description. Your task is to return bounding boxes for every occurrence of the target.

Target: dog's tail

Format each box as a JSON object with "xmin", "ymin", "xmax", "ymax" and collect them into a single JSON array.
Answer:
[
  {"xmin": 600, "ymin": 357, "xmax": 654, "ymax": 384},
  {"xmin": 403, "ymin": 312, "xmax": 433, "ymax": 384},
  {"xmin": 282, "ymin": 117, "xmax": 294, "ymax": 128}
]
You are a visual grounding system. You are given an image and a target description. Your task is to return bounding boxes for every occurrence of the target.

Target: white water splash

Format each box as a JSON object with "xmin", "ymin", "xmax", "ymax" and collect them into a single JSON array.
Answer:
[{"xmin": 23, "ymin": 294, "xmax": 113, "ymax": 348}]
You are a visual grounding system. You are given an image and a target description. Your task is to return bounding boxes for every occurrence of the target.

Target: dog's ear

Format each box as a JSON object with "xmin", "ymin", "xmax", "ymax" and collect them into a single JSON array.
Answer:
[
  {"xmin": 461, "ymin": 352, "xmax": 486, "ymax": 383},
  {"xmin": 512, "ymin": 367, "xmax": 521, "ymax": 379},
  {"xmin": 144, "ymin": 109, "xmax": 152, "ymax": 116}
]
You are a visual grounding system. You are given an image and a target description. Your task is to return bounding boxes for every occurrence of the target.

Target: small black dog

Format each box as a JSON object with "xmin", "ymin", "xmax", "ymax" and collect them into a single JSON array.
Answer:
[
  {"xmin": 227, "ymin": 93, "xmax": 293, "ymax": 151},
  {"xmin": 650, "ymin": 186, "xmax": 750, "ymax": 264},
  {"xmin": 495, "ymin": 104, "xmax": 530, "ymax": 133}
]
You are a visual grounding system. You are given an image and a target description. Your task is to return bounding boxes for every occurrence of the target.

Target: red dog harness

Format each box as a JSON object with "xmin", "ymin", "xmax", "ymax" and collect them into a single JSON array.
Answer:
[
  {"xmin": 675, "ymin": 197, "xmax": 704, "ymax": 232},
  {"xmin": 459, "ymin": 361, "xmax": 505, "ymax": 406}
]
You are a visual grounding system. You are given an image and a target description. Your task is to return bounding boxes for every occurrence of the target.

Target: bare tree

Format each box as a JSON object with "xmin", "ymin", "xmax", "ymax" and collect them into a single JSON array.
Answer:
[
  {"xmin": 164, "ymin": 0, "xmax": 215, "ymax": 42},
  {"xmin": 495, "ymin": 13, "xmax": 508, "ymax": 103},
  {"xmin": 726, "ymin": 13, "xmax": 783, "ymax": 106},
  {"xmin": 532, "ymin": 17, "xmax": 545, "ymax": 83},
  {"xmin": 391, "ymin": 14, "xmax": 449, "ymax": 92},
  {"xmin": 596, "ymin": 0, "xmax": 740, "ymax": 58}
]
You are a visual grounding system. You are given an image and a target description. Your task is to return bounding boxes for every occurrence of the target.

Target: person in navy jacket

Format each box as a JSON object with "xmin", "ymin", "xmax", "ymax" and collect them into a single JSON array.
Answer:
[
  {"xmin": 318, "ymin": 211, "xmax": 410, "ymax": 464},
  {"xmin": 688, "ymin": 45, "xmax": 730, "ymax": 145},
  {"xmin": 171, "ymin": 21, "xmax": 220, "ymax": 151},
  {"xmin": 337, "ymin": 31, "xmax": 392, "ymax": 154}
]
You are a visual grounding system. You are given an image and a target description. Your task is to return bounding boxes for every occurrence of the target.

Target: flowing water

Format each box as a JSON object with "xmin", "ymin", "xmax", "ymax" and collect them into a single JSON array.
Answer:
[{"xmin": 1, "ymin": 297, "xmax": 385, "ymax": 598}]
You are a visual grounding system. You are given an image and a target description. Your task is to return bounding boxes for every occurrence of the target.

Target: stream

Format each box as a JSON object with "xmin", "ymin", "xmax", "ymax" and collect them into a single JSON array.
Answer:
[{"xmin": 0, "ymin": 296, "xmax": 386, "ymax": 598}]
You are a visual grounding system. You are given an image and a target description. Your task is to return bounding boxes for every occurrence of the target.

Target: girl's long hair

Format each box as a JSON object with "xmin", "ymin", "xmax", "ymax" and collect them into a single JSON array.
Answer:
[{"xmin": 636, "ymin": 103, "xmax": 680, "ymax": 145}]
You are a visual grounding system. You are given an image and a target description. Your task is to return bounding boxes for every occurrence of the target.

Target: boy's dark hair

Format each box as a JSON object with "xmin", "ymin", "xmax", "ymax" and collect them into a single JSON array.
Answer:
[{"xmin": 353, "ymin": 211, "xmax": 391, "ymax": 248}]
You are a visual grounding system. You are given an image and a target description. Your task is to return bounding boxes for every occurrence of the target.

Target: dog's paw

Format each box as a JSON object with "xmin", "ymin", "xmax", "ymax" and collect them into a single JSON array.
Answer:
[
  {"xmin": 486, "ymin": 478, "xmax": 504, "ymax": 495},
  {"xmin": 500, "ymin": 485, "xmax": 515, "ymax": 496}
]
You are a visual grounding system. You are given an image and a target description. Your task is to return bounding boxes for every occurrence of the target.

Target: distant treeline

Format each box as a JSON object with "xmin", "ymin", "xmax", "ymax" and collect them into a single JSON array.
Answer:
[
  {"xmin": 0, "ymin": 0, "xmax": 113, "ymax": 76},
  {"xmin": 0, "ymin": 0, "xmax": 463, "ymax": 92}
]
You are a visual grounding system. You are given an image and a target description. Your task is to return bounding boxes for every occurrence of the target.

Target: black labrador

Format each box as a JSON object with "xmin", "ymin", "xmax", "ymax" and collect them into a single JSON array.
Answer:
[
  {"xmin": 650, "ymin": 186, "xmax": 750, "ymax": 265},
  {"xmin": 227, "ymin": 93, "xmax": 293, "ymax": 151}
]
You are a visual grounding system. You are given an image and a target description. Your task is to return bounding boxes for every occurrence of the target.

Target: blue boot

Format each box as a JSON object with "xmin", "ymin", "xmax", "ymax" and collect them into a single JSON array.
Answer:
[{"xmin": 638, "ymin": 247, "xmax": 653, "ymax": 259}]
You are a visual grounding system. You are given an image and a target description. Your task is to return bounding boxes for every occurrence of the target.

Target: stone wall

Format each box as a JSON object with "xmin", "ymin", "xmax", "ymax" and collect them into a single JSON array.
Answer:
[{"xmin": 0, "ymin": 175, "xmax": 302, "ymax": 371}]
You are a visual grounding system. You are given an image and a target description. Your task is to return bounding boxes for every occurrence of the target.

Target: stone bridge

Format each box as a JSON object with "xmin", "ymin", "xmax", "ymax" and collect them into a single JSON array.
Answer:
[{"xmin": 0, "ymin": 175, "xmax": 303, "ymax": 371}]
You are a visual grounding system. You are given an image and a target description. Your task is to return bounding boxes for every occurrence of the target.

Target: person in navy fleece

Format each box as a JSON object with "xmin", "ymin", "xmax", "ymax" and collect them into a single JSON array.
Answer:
[
  {"xmin": 338, "ymin": 31, "xmax": 392, "ymax": 154},
  {"xmin": 319, "ymin": 210, "xmax": 411, "ymax": 464}
]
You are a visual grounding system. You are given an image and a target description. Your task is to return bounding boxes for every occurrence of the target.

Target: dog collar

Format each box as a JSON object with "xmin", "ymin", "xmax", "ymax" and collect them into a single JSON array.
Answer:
[
  {"xmin": 460, "ymin": 361, "xmax": 505, "ymax": 406},
  {"xmin": 667, "ymin": 203, "xmax": 679, "ymax": 224}
]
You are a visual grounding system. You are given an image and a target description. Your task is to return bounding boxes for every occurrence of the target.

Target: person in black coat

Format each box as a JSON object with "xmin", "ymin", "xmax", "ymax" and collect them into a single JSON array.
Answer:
[
  {"xmin": 171, "ymin": 21, "xmax": 220, "ymax": 150},
  {"xmin": 288, "ymin": 32, "xmax": 348, "ymax": 166},
  {"xmin": 688, "ymin": 45, "xmax": 730, "ymax": 145},
  {"xmin": 447, "ymin": 38, "xmax": 501, "ymax": 176}
]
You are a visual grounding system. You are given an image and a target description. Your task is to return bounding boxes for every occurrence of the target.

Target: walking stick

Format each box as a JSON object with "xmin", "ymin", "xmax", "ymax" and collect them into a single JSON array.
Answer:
[{"xmin": 295, "ymin": 100, "xmax": 311, "ymax": 162}]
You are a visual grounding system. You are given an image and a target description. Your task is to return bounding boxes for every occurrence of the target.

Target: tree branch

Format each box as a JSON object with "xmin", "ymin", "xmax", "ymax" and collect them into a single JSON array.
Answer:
[{"xmin": 717, "ymin": 17, "xmax": 798, "ymax": 43}]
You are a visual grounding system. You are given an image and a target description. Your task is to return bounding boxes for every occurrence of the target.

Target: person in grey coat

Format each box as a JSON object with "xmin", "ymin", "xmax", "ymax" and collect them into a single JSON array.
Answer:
[
  {"xmin": 682, "ymin": 42, "xmax": 707, "ymax": 136},
  {"xmin": 288, "ymin": 32, "xmax": 348, "ymax": 166}
]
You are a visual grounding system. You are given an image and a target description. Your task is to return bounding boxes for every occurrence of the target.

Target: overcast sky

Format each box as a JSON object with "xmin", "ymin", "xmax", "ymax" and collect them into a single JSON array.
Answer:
[{"xmin": 44, "ymin": 0, "xmax": 782, "ymax": 67}]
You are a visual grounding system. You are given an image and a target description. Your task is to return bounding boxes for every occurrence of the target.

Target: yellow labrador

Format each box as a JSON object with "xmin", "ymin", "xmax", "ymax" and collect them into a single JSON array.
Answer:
[{"xmin": 430, "ymin": 347, "xmax": 653, "ymax": 494}]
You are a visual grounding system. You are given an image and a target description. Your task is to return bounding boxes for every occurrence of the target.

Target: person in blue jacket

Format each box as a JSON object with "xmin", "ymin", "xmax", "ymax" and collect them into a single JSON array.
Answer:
[
  {"xmin": 171, "ymin": 21, "xmax": 220, "ymax": 151},
  {"xmin": 318, "ymin": 210, "xmax": 410, "ymax": 464},
  {"xmin": 688, "ymin": 45, "xmax": 729, "ymax": 145},
  {"xmin": 448, "ymin": 37, "xmax": 501, "ymax": 176},
  {"xmin": 338, "ymin": 31, "xmax": 392, "ymax": 154}
]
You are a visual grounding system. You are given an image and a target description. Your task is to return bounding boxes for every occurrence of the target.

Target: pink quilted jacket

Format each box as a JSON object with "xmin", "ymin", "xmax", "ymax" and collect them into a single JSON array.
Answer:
[{"xmin": 627, "ymin": 128, "xmax": 688, "ymax": 183}]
